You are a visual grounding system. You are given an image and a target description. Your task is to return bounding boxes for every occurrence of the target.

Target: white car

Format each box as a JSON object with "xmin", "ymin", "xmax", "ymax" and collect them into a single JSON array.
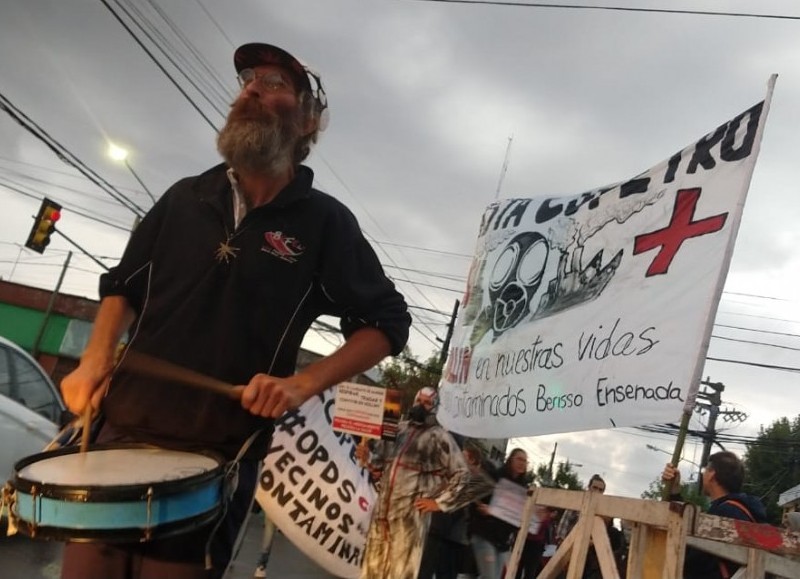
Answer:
[{"xmin": 0, "ymin": 336, "xmax": 67, "ymax": 488}]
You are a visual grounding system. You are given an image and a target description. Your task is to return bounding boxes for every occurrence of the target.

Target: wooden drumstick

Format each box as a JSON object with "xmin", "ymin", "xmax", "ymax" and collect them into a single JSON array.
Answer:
[
  {"xmin": 118, "ymin": 350, "xmax": 243, "ymax": 401},
  {"xmin": 80, "ymin": 405, "xmax": 92, "ymax": 453}
]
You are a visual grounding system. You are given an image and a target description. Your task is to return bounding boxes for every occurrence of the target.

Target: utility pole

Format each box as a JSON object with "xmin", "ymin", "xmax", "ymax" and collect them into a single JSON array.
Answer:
[
  {"xmin": 547, "ymin": 442, "xmax": 558, "ymax": 486},
  {"xmin": 696, "ymin": 381, "xmax": 722, "ymax": 493},
  {"xmin": 32, "ymin": 251, "xmax": 72, "ymax": 358},
  {"xmin": 694, "ymin": 378, "xmax": 747, "ymax": 493},
  {"xmin": 439, "ymin": 299, "xmax": 460, "ymax": 364}
]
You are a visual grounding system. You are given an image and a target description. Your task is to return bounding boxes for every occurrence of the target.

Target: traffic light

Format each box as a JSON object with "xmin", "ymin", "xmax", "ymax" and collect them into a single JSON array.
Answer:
[{"xmin": 25, "ymin": 198, "xmax": 62, "ymax": 253}]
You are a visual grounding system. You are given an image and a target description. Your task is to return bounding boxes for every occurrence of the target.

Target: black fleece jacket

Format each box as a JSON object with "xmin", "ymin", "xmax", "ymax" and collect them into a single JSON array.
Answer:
[{"xmin": 99, "ymin": 164, "xmax": 410, "ymax": 459}]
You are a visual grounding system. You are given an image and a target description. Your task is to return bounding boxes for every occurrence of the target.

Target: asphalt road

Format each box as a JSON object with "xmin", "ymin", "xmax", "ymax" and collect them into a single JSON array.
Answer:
[{"xmin": 0, "ymin": 515, "xmax": 336, "ymax": 579}]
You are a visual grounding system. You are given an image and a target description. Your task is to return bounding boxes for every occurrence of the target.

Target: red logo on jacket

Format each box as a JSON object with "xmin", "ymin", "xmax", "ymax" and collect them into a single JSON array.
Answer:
[{"xmin": 261, "ymin": 231, "xmax": 304, "ymax": 263}]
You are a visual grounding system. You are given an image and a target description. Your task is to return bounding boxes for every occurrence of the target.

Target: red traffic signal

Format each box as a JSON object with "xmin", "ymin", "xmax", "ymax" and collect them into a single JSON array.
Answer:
[{"xmin": 25, "ymin": 198, "xmax": 62, "ymax": 253}]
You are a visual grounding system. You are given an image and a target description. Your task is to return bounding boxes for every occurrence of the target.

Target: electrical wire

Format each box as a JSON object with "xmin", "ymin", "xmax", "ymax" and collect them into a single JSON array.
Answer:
[
  {"xmin": 193, "ymin": 0, "xmax": 236, "ymax": 48},
  {"xmin": 143, "ymin": 0, "xmax": 233, "ymax": 106},
  {"xmin": 313, "ymin": 166, "xmax": 450, "ymax": 349},
  {"xmin": 711, "ymin": 334, "xmax": 800, "ymax": 353},
  {"xmin": 705, "ymin": 357, "xmax": 800, "ymax": 373},
  {"xmin": 370, "ymin": 240, "xmax": 472, "ymax": 259},
  {"xmin": 99, "ymin": 0, "xmax": 221, "ymax": 133},
  {"xmin": 0, "ymin": 92, "xmax": 145, "ymax": 217},
  {"xmin": 403, "ymin": 0, "xmax": 800, "ymax": 21},
  {"xmin": 0, "ymin": 180, "xmax": 132, "ymax": 232},
  {"xmin": 120, "ymin": 0, "xmax": 232, "ymax": 114}
]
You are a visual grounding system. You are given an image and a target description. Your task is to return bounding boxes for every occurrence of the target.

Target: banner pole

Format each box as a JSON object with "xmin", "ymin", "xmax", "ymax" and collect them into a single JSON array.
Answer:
[{"xmin": 662, "ymin": 410, "xmax": 691, "ymax": 500}]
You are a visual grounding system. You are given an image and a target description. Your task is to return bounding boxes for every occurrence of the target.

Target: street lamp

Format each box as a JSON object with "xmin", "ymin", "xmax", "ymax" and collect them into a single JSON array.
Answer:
[
  {"xmin": 646, "ymin": 444, "xmax": 702, "ymax": 483},
  {"xmin": 645, "ymin": 444, "xmax": 701, "ymax": 468},
  {"xmin": 108, "ymin": 143, "xmax": 156, "ymax": 205}
]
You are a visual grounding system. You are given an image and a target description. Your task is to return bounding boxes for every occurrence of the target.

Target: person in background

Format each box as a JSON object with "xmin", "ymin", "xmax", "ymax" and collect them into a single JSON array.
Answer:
[
  {"xmin": 358, "ymin": 388, "xmax": 493, "ymax": 579},
  {"xmin": 469, "ymin": 448, "xmax": 531, "ymax": 579},
  {"xmin": 59, "ymin": 41, "xmax": 410, "ymax": 579},
  {"xmin": 555, "ymin": 474, "xmax": 606, "ymax": 545},
  {"xmin": 516, "ymin": 505, "xmax": 559, "ymax": 579},
  {"xmin": 662, "ymin": 451, "xmax": 767, "ymax": 578},
  {"xmin": 581, "ymin": 516, "xmax": 626, "ymax": 579},
  {"xmin": 538, "ymin": 507, "xmax": 561, "ymax": 572},
  {"xmin": 252, "ymin": 510, "xmax": 276, "ymax": 578},
  {"xmin": 417, "ymin": 444, "xmax": 488, "ymax": 579}
]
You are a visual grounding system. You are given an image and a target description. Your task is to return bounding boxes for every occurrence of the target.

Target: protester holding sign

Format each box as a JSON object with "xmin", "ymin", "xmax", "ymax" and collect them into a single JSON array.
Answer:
[
  {"xmin": 469, "ymin": 448, "xmax": 532, "ymax": 579},
  {"xmin": 662, "ymin": 451, "xmax": 767, "ymax": 579},
  {"xmin": 358, "ymin": 387, "xmax": 493, "ymax": 579}
]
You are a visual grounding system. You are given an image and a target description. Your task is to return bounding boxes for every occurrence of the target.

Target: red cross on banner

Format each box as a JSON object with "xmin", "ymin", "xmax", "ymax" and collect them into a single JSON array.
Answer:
[{"xmin": 632, "ymin": 187, "xmax": 728, "ymax": 277}]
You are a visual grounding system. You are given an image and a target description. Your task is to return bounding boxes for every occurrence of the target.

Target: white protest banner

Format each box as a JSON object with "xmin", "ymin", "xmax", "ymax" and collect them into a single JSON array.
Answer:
[
  {"xmin": 332, "ymin": 382, "xmax": 387, "ymax": 439},
  {"xmin": 439, "ymin": 79, "xmax": 775, "ymax": 439},
  {"xmin": 256, "ymin": 386, "xmax": 376, "ymax": 578}
]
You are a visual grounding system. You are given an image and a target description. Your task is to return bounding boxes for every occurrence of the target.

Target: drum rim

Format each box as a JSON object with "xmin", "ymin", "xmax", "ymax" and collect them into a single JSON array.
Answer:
[{"xmin": 11, "ymin": 443, "xmax": 225, "ymax": 501}]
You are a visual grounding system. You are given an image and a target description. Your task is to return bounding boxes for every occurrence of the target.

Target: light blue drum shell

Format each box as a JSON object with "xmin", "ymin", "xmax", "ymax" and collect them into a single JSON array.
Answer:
[{"xmin": 11, "ymin": 444, "xmax": 225, "ymax": 542}]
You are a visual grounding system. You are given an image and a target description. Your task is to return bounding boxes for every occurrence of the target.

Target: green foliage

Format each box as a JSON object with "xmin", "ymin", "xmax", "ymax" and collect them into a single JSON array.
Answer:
[
  {"xmin": 534, "ymin": 460, "xmax": 583, "ymax": 490},
  {"xmin": 641, "ymin": 477, "xmax": 708, "ymax": 509},
  {"xmin": 378, "ymin": 348, "xmax": 443, "ymax": 412},
  {"xmin": 743, "ymin": 415, "xmax": 800, "ymax": 525}
]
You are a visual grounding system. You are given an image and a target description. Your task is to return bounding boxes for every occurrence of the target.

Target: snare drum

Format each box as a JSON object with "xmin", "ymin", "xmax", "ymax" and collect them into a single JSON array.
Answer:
[{"xmin": 7, "ymin": 443, "xmax": 225, "ymax": 542}]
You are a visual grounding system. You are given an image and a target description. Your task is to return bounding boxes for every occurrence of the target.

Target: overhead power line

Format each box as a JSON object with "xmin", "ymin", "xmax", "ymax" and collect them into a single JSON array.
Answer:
[
  {"xmin": 406, "ymin": 0, "xmax": 800, "ymax": 21},
  {"xmin": 0, "ymin": 92, "xmax": 145, "ymax": 217},
  {"xmin": 0, "ymin": 180, "xmax": 131, "ymax": 231},
  {"xmin": 715, "ymin": 323, "xmax": 800, "ymax": 339},
  {"xmin": 718, "ymin": 310, "xmax": 800, "ymax": 326},
  {"xmin": 193, "ymin": 0, "xmax": 236, "ymax": 48},
  {"xmin": 99, "ymin": 0, "xmax": 221, "ymax": 133},
  {"xmin": 711, "ymin": 334, "xmax": 800, "ymax": 353},
  {"xmin": 314, "ymin": 160, "xmax": 449, "ymax": 349},
  {"xmin": 705, "ymin": 357, "xmax": 800, "ymax": 374},
  {"xmin": 143, "ymin": 0, "xmax": 233, "ymax": 106},
  {"xmin": 384, "ymin": 264, "xmax": 468, "ymax": 283},
  {"xmin": 0, "ymin": 167, "xmax": 132, "ymax": 207},
  {"xmin": 372, "ymin": 240, "xmax": 472, "ymax": 259}
]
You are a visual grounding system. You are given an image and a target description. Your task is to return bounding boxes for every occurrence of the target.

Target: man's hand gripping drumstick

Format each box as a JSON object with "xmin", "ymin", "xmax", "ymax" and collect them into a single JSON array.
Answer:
[
  {"xmin": 62, "ymin": 295, "xmax": 392, "ymax": 426},
  {"xmin": 60, "ymin": 297, "xmax": 135, "ymax": 452}
]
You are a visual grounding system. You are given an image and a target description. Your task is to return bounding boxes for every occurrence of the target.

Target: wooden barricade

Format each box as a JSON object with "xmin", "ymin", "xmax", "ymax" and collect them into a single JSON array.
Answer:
[{"xmin": 505, "ymin": 487, "xmax": 800, "ymax": 579}]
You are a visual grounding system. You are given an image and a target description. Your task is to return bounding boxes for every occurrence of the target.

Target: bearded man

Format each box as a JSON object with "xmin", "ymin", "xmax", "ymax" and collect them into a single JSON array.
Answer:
[{"xmin": 59, "ymin": 42, "xmax": 410, "ymax": 579}]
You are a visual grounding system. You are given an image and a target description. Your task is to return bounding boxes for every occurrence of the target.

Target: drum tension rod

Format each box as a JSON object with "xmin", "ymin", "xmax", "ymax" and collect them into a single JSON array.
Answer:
[
  {"xmin": 145, "ymin": 486, "xmax": 154, "ymax": 542},
  {"xmin": 30, "ymin": 484, "xmax": 39, "ymax": 538}
]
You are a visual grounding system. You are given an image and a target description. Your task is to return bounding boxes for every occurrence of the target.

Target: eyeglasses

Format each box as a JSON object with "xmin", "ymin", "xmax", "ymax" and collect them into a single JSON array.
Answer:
[
  {"xmin": 590, "ymin": 484, "xmax": 606, "ymax": 493},
  {"xmin": 236, "ymin": 67, "xmax": 330, "ymax": 132},
  {"xmin": 237, "ymin": 69, "xmax": 294, "ymax": 93}
]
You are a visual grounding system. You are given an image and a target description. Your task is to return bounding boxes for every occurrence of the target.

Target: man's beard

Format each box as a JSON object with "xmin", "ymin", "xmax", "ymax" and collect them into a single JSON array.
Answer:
[{"xmin": 216, "ymin": 98, "xmax": 304, "ymax": 175}]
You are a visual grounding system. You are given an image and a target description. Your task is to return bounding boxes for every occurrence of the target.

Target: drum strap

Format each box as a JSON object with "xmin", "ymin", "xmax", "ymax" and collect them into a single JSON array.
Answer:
[{"xmin": 203, "ymin": 428, "xmax": 264, "ymax": 570}]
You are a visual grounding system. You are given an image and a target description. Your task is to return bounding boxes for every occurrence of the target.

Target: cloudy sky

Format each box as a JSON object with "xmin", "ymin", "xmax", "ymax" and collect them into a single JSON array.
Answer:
[{"xmin": 1, "ymin": 0, "xmax": 799, "ymax": 498}]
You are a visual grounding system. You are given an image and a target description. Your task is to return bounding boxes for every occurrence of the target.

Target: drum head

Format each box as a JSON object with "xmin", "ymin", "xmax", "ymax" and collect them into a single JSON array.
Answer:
[
  {"xmin": 13, "ymin": 444, "xmax": 223, "ymax": 500},
  {"xmin": 19, "ymin": 447, "xmax": 219, "ymax": 487}
]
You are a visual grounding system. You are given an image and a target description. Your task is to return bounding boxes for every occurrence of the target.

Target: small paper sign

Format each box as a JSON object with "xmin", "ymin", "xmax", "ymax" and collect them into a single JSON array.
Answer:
[
  {"xmin": 488, "ymin": 478, "xmax": 541, "ymax": 535},
  {"xmin": 332, "ymin": 382, "xmax": 400, "ymax": 439}
]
